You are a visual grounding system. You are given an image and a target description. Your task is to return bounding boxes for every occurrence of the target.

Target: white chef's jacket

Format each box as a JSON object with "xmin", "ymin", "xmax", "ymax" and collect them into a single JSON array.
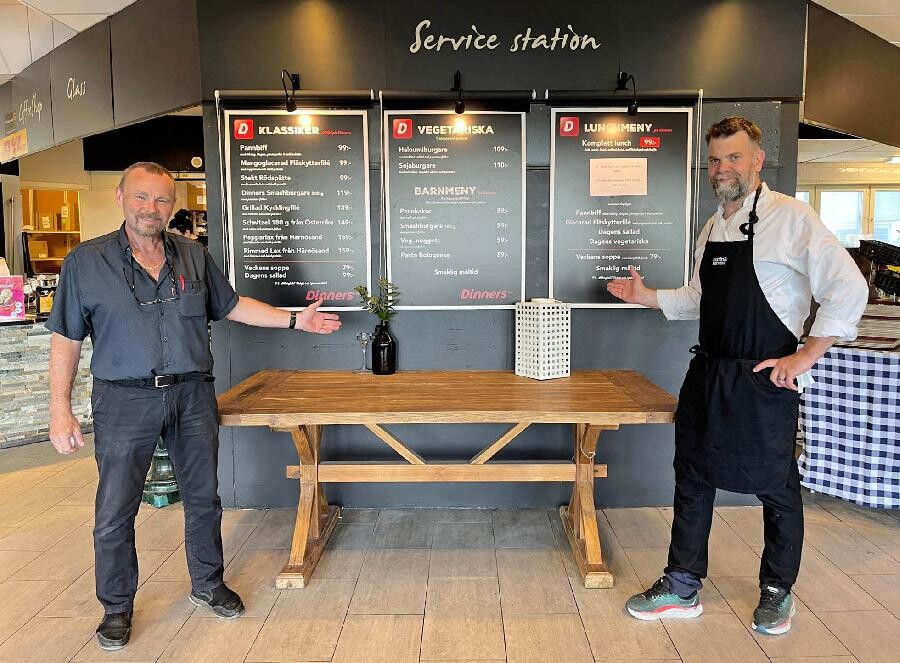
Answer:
[{"xmin": 656, "ymin": 183, "xmax": 868, "ymax": 341}]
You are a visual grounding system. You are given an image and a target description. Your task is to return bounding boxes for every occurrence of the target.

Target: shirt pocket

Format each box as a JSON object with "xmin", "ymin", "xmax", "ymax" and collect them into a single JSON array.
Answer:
[{"xmin": 178, "ymin": 279, "xmax": 207, "ymax": 318}]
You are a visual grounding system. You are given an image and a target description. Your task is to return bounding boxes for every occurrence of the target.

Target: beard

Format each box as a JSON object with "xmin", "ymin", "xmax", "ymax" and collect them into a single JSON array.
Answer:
[
  {"xmin": 127, "ymin": 214, "xmax": 165, "ymax": 237},
  {"xmin": 710, "ymin": 170, "xmax": 754, "ymax": 204}
]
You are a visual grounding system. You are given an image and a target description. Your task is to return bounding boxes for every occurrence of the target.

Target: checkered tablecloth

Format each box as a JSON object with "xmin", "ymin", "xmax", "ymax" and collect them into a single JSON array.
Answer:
[{"xmin": 799, "ymin": 347, "xmax": 900, "ymax": 508}]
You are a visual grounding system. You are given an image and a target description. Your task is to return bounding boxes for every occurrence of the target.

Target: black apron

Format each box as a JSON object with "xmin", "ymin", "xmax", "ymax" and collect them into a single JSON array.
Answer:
[{"xmin": 674, "ymin": 186, "xmax": 800, "ymax": 494}]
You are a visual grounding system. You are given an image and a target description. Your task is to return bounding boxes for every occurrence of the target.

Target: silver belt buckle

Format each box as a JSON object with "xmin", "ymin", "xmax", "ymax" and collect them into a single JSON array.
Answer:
[{"xmin": 154, "ymin": 375, "xmax": 173, "ymax": 388}]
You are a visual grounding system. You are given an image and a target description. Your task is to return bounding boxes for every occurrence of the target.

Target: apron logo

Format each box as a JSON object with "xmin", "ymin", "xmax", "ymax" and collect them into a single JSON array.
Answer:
[{"xmin": 712, "ymin": 256, "xmax": 727, "ymax": 266}]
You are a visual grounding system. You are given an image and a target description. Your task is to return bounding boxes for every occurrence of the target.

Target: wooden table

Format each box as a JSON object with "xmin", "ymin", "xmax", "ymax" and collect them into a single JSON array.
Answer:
[{"xmin": 218, "ymin": 370, "xmax": 676, "ymax": 589}]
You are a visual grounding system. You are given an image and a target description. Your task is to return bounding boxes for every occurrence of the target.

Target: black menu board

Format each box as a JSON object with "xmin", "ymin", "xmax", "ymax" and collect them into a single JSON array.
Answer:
[
  {"xmin": 384, "ymin": 111, "xmax": 525, "ymax": 308},
  {"xmin": 223, "ymin": 110, "xmax": 371, "ymax": 309},
  {"xmin": 550, "ymin": 108, "xmax": 693, "ymax": 307}
]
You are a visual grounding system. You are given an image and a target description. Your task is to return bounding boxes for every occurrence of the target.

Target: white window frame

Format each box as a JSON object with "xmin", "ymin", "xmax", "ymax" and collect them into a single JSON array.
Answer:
[{"xmin": 797, "ymin": 184, "xmax": 900, "ymax": 245}]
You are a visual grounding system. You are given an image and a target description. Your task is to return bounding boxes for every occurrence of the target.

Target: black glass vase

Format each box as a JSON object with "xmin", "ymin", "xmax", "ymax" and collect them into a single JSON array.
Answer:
[{"xmin": 372, "ymin": 321, "xmax": 397, "ymax": 375}]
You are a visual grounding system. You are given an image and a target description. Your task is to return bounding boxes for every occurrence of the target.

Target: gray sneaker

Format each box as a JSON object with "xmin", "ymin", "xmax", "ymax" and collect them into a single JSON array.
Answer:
[
  {"xmin": 752, "ymin": 585, "xmax": 795, "ymax": 635},
  {"xmin": 189, "ymin": 583, "xmax": 245, "ymax": 619},
  {"xmin": 626, "ymin": 576, "xmax": 703, "ymax": 620}
]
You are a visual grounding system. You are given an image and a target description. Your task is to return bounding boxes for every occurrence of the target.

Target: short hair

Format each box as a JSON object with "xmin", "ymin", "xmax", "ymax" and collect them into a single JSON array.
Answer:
[
  {"xmin": 118, "ymin": 162, "xmax": 174, "ymax": 191},
  {"xmin": 705, "ymin": 117, "xmax": 762, "ymax": 147}
]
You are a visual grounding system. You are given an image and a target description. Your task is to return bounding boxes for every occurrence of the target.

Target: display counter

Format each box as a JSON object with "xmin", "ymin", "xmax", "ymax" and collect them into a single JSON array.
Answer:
[{"xmin": 0, "ymin": 319, "xmax": 93, "ymax": 448}]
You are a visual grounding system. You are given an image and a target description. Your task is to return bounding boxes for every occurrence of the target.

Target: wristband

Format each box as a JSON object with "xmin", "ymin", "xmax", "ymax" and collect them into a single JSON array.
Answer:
[{"xmin": 288, "ymin": 311, "xmax": 297, "ymax": 329}]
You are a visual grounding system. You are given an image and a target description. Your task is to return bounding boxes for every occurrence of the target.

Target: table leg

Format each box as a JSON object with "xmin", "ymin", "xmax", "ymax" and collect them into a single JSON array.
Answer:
[
  {"xmin": 276, "ymin": 424, "xmax": 340, "ymax": 589},
  {"xmin": 560, "ymin": 423, "xmax": 617, "ymax": 588}
]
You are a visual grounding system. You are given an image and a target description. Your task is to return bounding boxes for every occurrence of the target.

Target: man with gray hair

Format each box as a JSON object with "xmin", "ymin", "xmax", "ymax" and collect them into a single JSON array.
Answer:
[
  {"xmin": 47, "ymin": 162, "xmax": 341, "ymax": 650},
  {"xmin": 607, "ymin": 117, "xmax": 867, "ymax": 634}
]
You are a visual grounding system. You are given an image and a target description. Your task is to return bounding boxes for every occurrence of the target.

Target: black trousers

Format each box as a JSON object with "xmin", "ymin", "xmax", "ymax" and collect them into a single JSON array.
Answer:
[
  {"xmin": 91, "ymin": 379, "xmax": 224, "ymax": 613},
  {"xmin": 665, "ymin": 459, "xmax": 804, "ymax": 591}
]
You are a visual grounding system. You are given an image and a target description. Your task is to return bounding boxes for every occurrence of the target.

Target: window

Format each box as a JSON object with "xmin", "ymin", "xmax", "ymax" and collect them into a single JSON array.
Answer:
[
  {"xmin": 873, "ymin": 190, "xmax": 900, "ymax": 244},
  {"xmin": 797, "ymin": 185, "xmax": 900, "ymax": 247}
]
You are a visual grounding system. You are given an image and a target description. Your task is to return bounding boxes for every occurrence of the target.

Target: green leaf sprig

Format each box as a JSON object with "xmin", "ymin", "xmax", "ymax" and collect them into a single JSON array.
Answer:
[{"xmin": 354, "ymin": 277, "xmax": 401, "ymax": 321}]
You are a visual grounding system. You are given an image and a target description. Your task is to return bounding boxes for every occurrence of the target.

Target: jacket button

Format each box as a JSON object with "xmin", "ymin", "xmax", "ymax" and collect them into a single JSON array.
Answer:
[{"xmin": 163, "ymin": 336, "xmax": 168, "ymax": 342}]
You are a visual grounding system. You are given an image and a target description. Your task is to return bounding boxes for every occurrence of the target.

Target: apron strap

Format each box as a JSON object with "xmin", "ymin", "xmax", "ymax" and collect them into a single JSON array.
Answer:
[{"xmin": 739, "ymin": 184, "xmax": 763, "ymax": 238}]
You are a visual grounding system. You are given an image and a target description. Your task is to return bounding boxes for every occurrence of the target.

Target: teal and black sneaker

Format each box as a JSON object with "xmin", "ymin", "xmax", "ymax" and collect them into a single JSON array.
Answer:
[
  {"xmin": 625, "ymin": 576, "xmax": 703, "ymax": 621},
  {"xmin": 752, "ymin": 585, "xmax": 795, "ymax": 635}
]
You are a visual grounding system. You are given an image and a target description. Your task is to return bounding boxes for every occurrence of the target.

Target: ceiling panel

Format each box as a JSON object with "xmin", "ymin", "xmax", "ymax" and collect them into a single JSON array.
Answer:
[
  {"xmin": 799, "ymin": 138, "xmax": 900, "ymax": 163},
  {"xmin": 814, "ymin": 0, "xmax": 900, "ymax": 45}
]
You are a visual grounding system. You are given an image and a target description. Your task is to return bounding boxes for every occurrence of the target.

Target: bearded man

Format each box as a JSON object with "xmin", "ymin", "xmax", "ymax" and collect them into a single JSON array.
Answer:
[
  {"xmin": 46, "ymin": 162, "xmax": 341, "ymax": 650},
  {"xmin": 607, "ymin": 117, "xmax": 867, "ymax": 635}
]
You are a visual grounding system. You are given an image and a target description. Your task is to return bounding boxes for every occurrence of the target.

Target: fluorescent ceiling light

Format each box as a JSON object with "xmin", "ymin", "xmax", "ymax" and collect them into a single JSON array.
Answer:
[{"xmin": 888, "ymin": 156, "xmax": 900, "ymax": 164}]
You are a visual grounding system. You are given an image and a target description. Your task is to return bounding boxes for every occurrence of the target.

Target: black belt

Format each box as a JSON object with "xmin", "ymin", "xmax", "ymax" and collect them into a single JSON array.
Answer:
[{"xmin": 100, "ymin": 372, "xmax": 214, "ymax": 389}]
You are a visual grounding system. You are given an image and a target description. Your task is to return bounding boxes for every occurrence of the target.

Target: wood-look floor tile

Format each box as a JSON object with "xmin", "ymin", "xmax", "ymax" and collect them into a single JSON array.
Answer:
[
  {"xmin": 315, "ymin": 522, "xmax": 373, "ymax": 579},
  {"xmin": 220, "ymin": 508, "xmax": 266, "ymax": 525},
  {"xmin": 432, "ymin": 522, "xmax": 494, "ymax": 549},
  {"xmin": 37, "ymin": 457, "xmax": 98, "ymax": 488},
  {"xmin": 707, "ymin": 513, "xmax": 761, "ymax": 577},
  {"xmin": 210, "ymin": 548, "xmax": 287, "ymax": 619},
  {"xmin": 496, "ymin": 548, "xmax": 577, "ymax": 614},
  {"xmin": 332, "ymin": 614, "xmax": 423, "ymax": 663},
  {"xmin": 421, "ymin": 577, "xmax": 505, "ymax": 660},
  {"xmin": 0, "ymin": 616, "xmax": 96, "ymax": 663},
  {"xmin": 242, "ymin": 509, "xmax": 295, "ymax": 549},
  {"xmin": 851, "ymin": 574, "xmax": 900, "ymax": 618},
  {"xmin": 433, "ymin": 508, "xmax": 493, "ymax": 523},
  {"xmin": 11, "ymin": 525, "xmax": 94, "ymax": 582},
  {"xmin": 63, "ymin": 478, "xmax": 96, "ymax": 506},
  {"xmin": 492, "ymin": 509, "xmax": 555, "ymax": 548},
  {"xmin": 150, "ymin": 523, "xmax": 255, "ymax": 582},
  {"xmin": 0, "ymin": 549, "xmax": 40, "ymax": 582},
  {"xmin": 0, "ymin": 579, "xmax": 69, "ymax": 643},
  {"xmin": 713, "ymin": 575, "xmax": 850, "ymax": 659},
  {"xmin": 769, "ymin": 657, "xmax": 859, "ymax": 663},
  {"xmin": 158, "ymin": 614, "xmax": 264, "ymax": 663},
  {"xmin": 0, "ymin": 505, "xmax": 93, "ymax": 551},
  {"xmin": 817, "ymin": 609, "xmax": 900, "ymax": 663},
  {"xmin": 554, "ymin": 512, "xmax": 639, "ymax": 583},
  {"xmin": 716, "ymin": 506, "xmax": 765, "ymax": 553},
  {"xmin": 805, "ymin": 519, "xmax": 900, "ymax": 575},
  {"xmin": 39, "ymin": 550, "xmax": 170, "ymax": 618},
  {"xmin": 0, "ymin": 484, "xmax": 80, "ymax": 528},
  {"xmin": 370, "ymin": 509, "xmax": 435, "ymax": 548},
  {"xmin": 503, "ymin": 614, "xmax": 593, "ymax": 663},
  {"xmin": 337, "ymin": 508, "xmax": 379, "ymax": 523},
  {"xmin": 662, "ymin": 611, "xmax": 770, "ymax": 663},
  {"xmin": 603, "ymin": 507, "xmax": 672, "ymax": 548},
  {"xmin": 134, "ymin": 508, "xmax": 185, "ymax": 551},
  {"xmin": 349, "ymin": 548, "xmax": 430, "ymax": 614},
  {"xmin": 429, "ymin": 548, "xmax": 498, "ymax": 579},
  {"xmin": 792, "ymin": 545, "xmax": 880, "ymax": 612},
  {"xmin": 72, "ymin": 581, "xmax": 194, "ymax": 662},
  {"xmin": 817, "ymin": 499, "xmax": 900, "ymax": 547},
  {"xmin": 245, "ymin": 578, "xmax": 354, "ymax": 662}
]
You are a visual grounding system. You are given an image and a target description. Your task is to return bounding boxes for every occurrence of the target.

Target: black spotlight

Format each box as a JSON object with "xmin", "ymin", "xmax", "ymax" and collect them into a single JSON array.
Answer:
[
  {"xmin": 616, "ymin": 71, "xmax": 639, "ymax": 116},
  {"xmin": 627, "ymin": 98, "xmax": 639, "ymax": 117},
  {"xmin": 452, "ymin": 70, "xmax": 465, "ymax": 114},
  {"xmin": 281, "ymin": 69, "xmax": 299, "ymax": 112}
]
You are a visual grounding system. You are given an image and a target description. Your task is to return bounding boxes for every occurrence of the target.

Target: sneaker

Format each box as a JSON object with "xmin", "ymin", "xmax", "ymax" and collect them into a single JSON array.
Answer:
[
  {"xmin": 96, "ymin": 610, "xmax": 132, "ymax": 650},
  {"xmin": 752, "ymin": 585, "xmax": 795, "ymax": 635},
  {"xmin": 626, "ymin": 577, "xmax": 704, "ymax": 620},
  {"xmin": 189, "ymin": 583, "xmax": 245, "ymax": 619}
]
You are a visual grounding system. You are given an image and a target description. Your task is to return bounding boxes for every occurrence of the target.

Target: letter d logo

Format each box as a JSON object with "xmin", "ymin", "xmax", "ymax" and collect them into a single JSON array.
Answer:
[
  {"xmin": 234, "ymin": 119, "xmax": 254, "ymax": 139},
  {"xmin": 393, "ymin": 118, "xmax": 413, "ymax": 139},
  {"xmin": 559, "ymin": 116, "xmax": 579, "ymax": 137}
]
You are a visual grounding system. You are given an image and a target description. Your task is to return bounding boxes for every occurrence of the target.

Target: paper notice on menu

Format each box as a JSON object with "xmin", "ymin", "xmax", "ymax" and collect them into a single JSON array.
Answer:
[{"xmin": 589, "ymin": 158, "xmax": 648, "ymax": 196}]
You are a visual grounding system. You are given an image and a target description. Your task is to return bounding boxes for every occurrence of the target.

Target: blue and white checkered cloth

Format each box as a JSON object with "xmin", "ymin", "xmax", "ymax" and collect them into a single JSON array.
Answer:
[{"xmin": 799, "ymin": 347, "xmax": 900, "ymax": 508}]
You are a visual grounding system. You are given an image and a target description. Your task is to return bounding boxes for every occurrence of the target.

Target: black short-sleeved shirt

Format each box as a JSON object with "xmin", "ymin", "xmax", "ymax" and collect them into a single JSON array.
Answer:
[{"xmin": 46, "ymin": 224, "xmax": 239, "ymax": 380}]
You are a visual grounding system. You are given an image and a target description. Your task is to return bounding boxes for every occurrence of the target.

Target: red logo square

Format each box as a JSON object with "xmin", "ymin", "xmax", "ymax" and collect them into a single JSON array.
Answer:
[
  {"xmin": 233, "ymin": 119, "xmax": 254, "ymax": 140},
  {"xmin": 639, "ymin": 136, "xmax": 660, "ymax": 148},
  {"xmin": 559, "ymin": 116, "xmax": 579, "ymax": 137},
  {"xmin": 392, "ymin": 118, "xmax": 413, "ymax": 139}
]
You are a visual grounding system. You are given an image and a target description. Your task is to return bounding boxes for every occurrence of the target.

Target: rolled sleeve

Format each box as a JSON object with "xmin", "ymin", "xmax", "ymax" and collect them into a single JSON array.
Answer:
[
  {"xmin": 44, "ymin": 252, "xmax": 90, "ymax": 341},
  {"xmin": 792, "ymin": 211, "xmax": 868, "ymax": 341},
  {"xmin": 203, "ymin": 249, "xmax": 239, "ymax": 321},
  {"xmin": 657, "ymin": 285, "xmax": 701, "ymax": 320}
]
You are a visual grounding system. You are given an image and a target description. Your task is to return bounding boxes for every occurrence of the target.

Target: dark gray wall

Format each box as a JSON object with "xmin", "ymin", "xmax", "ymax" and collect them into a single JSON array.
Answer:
[{"xmin": 197, "ymin": 0, "xmax": 807, "ymax": 509}]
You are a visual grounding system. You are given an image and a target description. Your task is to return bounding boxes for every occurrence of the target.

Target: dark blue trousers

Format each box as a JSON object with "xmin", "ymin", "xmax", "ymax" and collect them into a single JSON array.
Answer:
[{"xmin": 91, "ymin": 379, "xmax": 224, "ymax": 613}]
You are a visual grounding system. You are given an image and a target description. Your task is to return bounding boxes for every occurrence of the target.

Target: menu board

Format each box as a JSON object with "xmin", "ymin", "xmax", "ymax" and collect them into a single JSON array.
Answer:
[
  {"xmin": 223, "ymin": 109, "xmax": 370, "ymax": 309},
  {"xmin": 550, "ymin": 108, "xmax": 693, "ymax": 307},
  {"xmin": 384, "ymin": 111, "xmax": 525, "ymax": 309}
]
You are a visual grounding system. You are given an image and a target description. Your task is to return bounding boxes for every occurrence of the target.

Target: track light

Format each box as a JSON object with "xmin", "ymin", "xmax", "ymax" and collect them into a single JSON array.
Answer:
[
  {"xmin": 452, "ymin": 70, "xmax": 465, "ymax": 114},
  {"xmin": 281, "ymin": 69, "xmax": 299, "ymax": 112}
]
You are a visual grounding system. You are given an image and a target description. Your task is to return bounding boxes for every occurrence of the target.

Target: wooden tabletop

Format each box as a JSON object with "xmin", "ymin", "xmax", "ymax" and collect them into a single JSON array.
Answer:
[{"xmin": 218, "ymin": 370, "xmax": 677, "ymax": 426}]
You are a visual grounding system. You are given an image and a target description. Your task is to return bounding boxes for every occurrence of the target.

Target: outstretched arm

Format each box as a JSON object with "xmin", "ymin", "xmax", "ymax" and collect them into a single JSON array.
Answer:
[
  {"xmin": 606, "ymin": 267, "xmax": 661, "ymax": 309},
  {"xmin": 225, "ymin": 296, "xmax": 342, "ymax": 334}
]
